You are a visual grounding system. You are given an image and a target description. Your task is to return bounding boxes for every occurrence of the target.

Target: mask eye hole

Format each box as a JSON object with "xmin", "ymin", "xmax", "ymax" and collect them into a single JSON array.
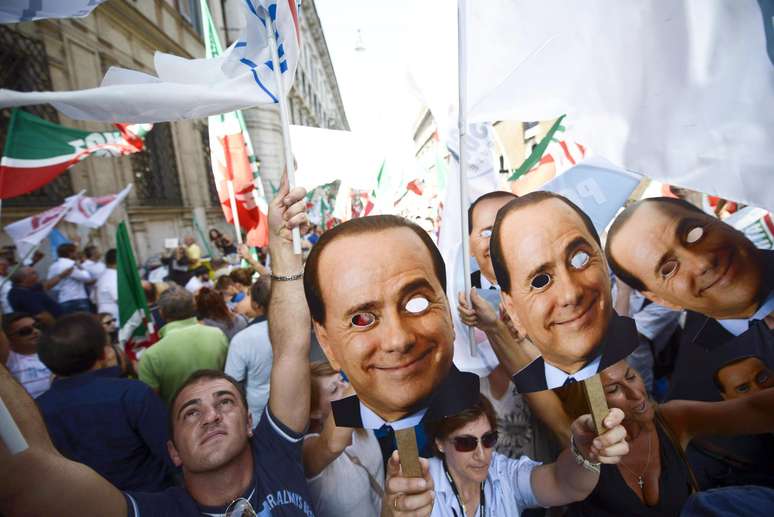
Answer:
[
  {"xmin": 530, "ymin": 273, "xmax": 551, "ymax": 290},
  {"xmin": 659, "ymin": 260, "xmax": 678, "ymax": 278},
  {"xmin": 686, "ymin": 226, "xmax": 704, "ymax": 244},
  {"xmin": 405, "ymin": 296, "xmax": 429, "ymax": 314},
  {"xmin": 351, "ymin": 313, "xmax": 375, "ymax": 328},
  {"xmin": 569, "ymin": 250, "xmax": 590, "ymax": 270},
  {"xmin": 479, "ymin": 229, "xmax": 492, "ymax": 238}
]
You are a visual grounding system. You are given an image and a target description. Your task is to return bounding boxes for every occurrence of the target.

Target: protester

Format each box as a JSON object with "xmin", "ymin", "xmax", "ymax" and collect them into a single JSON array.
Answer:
[
  {"xmin": 183, "ymin": 235, "xmax": 202, "ymax": 270},
  {"xmin": 195, "ymin": 286, "xmax": 248, "ymax": 340},
  {"xmin": 0, "ymin": 257, "xmax": 13, "ymax": 314},
  {"xmin": 230, "ymin": 267, "xmax": 259, "ymax": 318},
  {"xmin": 210, "ymin": 257, "xmax": 232, "ymax": 279},
  {"xmin": 7, "ymin": 266, "xmax": 62, "ymax": 325},
  {"xmin": 304, "ymin": 360, "xmax": 384, "ymax": 517},
  {"xmin": 238, "ymin": 243, "xmax": 271, "ymax": 276},
  {"xmin": 137, "ymin": 286, "xmax": 228, "ymax": 405},
  {"xmin": 224, "ymin": 276, "xmax": 273, "ymax": 423},
  {"xmin": 424, "ymin": 393, "xmax": 630, "ymax": 516},
  {"xmin": 489, "ymin": 191, "xmax": 637, "ymax": 392},
  {"xmin": 164, "ymin": 245, "xmax": 190, "ymax": 287},
  {"xmin": 0, "ymin": 312, "xmax": 51, "ymax": 398},
  {"xmin": 565, "ymin": 360, "xmax": 774, "ymax": 516},
  {"xmin": 82, "ymin": 245, "xmax": 107, "ymax": 285},
  {"xmin": 215, "ymin": 275, "xmax": 242, "ymax": 310},
  {"xmin": 47, "ymin": 243, "xmax": 94, "ymax": 314},
  {"xmin": 99, "ymin": 311, "xmax": 119, "ymax": 344},
  {"xmin": 0, "ymin": 176, "xmax": 319, "ymax": 516},
  {"xmin": 95, "ymin": 248, "xmax": 118, "ymax": 320},
  {"xmin": 209, "ymin": 228, "xmax": 237, "ymax": 256},
  {"xmin": 184, "ymin": 265, "xmax": 213, "ymax": 294},
  {"xmin": 36, "ymin": 313, "xmax": 176, "ymax": 492},
  {"xmin": 142, "ymin": 280, "xmax": 167, "ymax": 331}
]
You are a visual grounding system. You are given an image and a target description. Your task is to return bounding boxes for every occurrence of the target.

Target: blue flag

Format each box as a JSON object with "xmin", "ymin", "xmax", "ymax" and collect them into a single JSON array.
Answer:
[
  {"xmin": 47, "ymin": 228, "xmax": 71, "ymax": 257},
  {"xmin": 541, "ymin": 157, "xmax": 642, "ymax": 233}
]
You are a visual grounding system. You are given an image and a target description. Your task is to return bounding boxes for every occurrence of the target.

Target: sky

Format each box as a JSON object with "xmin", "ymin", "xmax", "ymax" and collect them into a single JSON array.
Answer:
[{"xmin": 312, "ymin": 0, "xmax": 425, "ymax": 189}]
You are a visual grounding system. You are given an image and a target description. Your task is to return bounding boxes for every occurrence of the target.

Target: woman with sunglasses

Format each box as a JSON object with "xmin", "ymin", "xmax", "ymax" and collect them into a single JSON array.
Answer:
[{"xmin": 425, "ymin": 393, "xmax": 630, "ymax": 517}]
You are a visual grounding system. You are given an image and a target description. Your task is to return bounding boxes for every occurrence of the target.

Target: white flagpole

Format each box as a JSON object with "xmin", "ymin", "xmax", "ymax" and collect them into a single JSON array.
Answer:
[
  {"xmin": 226, "ymin": 178, "xmax": 243, "ymax": 245},
  {"xmin": 0, "ymin": 395, "xmax": 28, "ymax": 455},
  {"xmin": 458, "ymin": 0, "xmax": 475, "ymax": 355},
  {"xmin": 266, "ymin": 16, "xmax": 302, "ymax": 255}
]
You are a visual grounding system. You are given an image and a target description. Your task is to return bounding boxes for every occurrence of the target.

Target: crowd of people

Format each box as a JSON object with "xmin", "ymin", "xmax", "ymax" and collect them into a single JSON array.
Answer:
[{"xmin": 0, "ymin": 175, "xmax": 773, "ymax": 517}]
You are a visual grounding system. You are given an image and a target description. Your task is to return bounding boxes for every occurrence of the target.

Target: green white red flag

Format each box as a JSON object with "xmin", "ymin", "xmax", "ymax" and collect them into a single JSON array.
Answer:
[
  {"xmin": 201, "ymin": 0, "xmax": 268, "ymax": 248},
  {"xmin": 0, "ymin": 108, "xmax": 150, "ymax": 199},
  {"xmin": 117, "ymin": 221, "xmax": 157, "ymax": 362}
]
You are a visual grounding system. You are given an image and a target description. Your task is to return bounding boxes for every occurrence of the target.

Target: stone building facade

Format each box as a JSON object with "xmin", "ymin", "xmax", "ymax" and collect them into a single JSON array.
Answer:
[{"xmin": 0, "ymin": 0, "xmax": 347, "ymax": 265}]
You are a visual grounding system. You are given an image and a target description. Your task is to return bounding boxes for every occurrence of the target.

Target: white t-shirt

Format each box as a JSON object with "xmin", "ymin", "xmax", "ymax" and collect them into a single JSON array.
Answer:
[
  {"xmin": 184, "ymin": 276, "xmax": 212, "ymax": 294},
  {"xmin": 0, "ymin": 275, "xmax": 13, "ymax": 314},
  {"xmin": 47, "ymin": 257, "xmax": 92, "ymax": 302},
  {"xmin": 6, "ymin": 350, "xmax": 52, "ymax": 399},
  {"xmin": 224, "ymin": 320, "xmax": 273, "ymax": 424},
  {"xmin": 306, "ymin": 430, "xmax": 384, "ymax": 517},
  {"xmin": 96, "ymin": 268, "xmax": 119, "ymax": 319}
]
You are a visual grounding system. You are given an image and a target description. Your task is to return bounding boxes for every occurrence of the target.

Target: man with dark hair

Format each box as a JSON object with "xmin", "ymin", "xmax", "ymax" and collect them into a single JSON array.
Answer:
[
  {"xmin": 82, "ymin": 245, "xmax": 106, "ymax": 296},
  {"xmin": 225, "ymin": 276, "xmax": 273, "ymax": 423},
  {"xmin": 713, "ymin": 355, "xmax": 774, "ymax": 400},
  {"xmin": 137, "ymin": 286, "xmax": 228, "ymax": 406},
  {"xmin": 304, "ymin": 214, "xmax": 479, "ymax": 432},
  {"xmin": 47, "ymin": 242, "xmax": 94, "ymax": 313},
  {"xmin": 0, "ymin": 312, "xmax": 51, "ymax": 398},
  {"xmin": 8, "ymin": 266, "xmax": 62, "ymax": 326},
  {"xmin": 490, "ymin": 191, "xmax": 637, "ymax": 392},
  {"xmin": 36, "ymin": 313, "xmax": 175, "ymax": 492},
  {"xmin": 96, "ymin": 248, "xmax": 118, "ymax": 319},
  {"xmin": 0, "ymin": 174, "xmax": 320, "ymax": 517}
]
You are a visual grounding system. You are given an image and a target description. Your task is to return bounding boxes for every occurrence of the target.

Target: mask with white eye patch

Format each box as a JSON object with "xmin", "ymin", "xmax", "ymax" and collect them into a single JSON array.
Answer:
[
  {"xmin": 570, "ymin": 250, "xmax": 590, "ymax": 270},
  {"xmin": 405, "ymin": 296, "xmax": 430, "ymax": 314},
  {"xmin": 686, "ymin": 226, "xmax": 704, "ymax": 244}
]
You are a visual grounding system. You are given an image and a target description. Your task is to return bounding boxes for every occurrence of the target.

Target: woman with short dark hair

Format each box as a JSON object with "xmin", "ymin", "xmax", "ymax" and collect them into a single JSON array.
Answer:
[
  {"xmin": 195, "ymin": 287, "xmax": 247, "ymax": 341},
  {"xmin": 425, "ymin": 393, "xmax": 631, "ymax": 516},
  {"xmin": 209, "ymin": 228, "xmax": 237, "ymax": 257}
]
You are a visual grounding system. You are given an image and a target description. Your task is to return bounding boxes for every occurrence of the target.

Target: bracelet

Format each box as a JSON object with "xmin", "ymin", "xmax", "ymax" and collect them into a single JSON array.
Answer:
[
  {"xmin": 270, "ymin": 271, "xmax": 303, "ymax": 281},
  {"xmin": 570, "ymin": 435, "xmax": 601, "ymax": 474}
]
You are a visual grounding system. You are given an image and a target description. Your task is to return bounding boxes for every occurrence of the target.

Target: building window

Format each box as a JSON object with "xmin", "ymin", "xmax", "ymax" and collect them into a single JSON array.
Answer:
[
  {"xmin": 177, "ymin": 0, "xmax": 202, "ymax": 36},
  {"xmin": 0, "ymin": 26, "xmax": 73, "ymax": 206},
  {"xmin": 131, "ymin": 123, "xmax": 184, "ymax": 206},
  {"xmin": 199, "ymin": 123, "xmax": 220, "ymax": 207}
]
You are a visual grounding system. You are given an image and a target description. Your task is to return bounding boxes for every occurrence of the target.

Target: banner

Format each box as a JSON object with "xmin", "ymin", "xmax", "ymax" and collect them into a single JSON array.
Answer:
[
  {"xmin": 0, "ymin": 0, "xmax": 108, "ymax": 23},
  {"xmin": 0, "ymin": 109, "xmax": 149, "ymax": 199},
  {"xmin": 438, "ymin": 122, "xmax": 501, "ymax": 377},
  {"xmin": 0, "ymin": 0, "xmax": 302, "ymax": 123},
  {"xmin": 117, "ymin": 221, "xmax": 157, "ymax": 362},
  {"xmin": 202, "ymin": 0, "xmax": 268, "ymax": 248},
  {"xmin": 305, "ymin": 180, "xmax": 341, "ymax": 229},
  {"xmin": 64, "ymin": 183, "xmax": 132, "ymax": 229},
  {"xmin": 3, "ymin": 192, "xmax": 83, "ymax": 260}
]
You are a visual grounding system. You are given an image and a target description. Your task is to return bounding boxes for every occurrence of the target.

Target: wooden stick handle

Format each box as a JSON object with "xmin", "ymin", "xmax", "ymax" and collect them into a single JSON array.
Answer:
[
  {"xmin": 582, "ymin": 374, "xmax": 609, "ymax": 436},
  {"xmin": 394, "ymin": 427, "xmax": 422, "ymax": 477}
]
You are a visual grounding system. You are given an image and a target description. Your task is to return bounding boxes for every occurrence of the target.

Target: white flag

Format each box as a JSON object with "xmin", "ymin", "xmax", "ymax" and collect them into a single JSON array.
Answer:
[
  {"xmin": 438, "ymin": 122, "xmax": 502, "ymax": 377},
  {"xmin": 0, "ymin": 0, "xmax": 108, "ymax": 24},
  {"xmin": 461, "ymin": 0, "xmax": 774, "ymax": 212},
  {"xmin": 4, "ymin": 192, "xmax": 83, "ymax": 260},
  {"xmin": 64, "ymin": 183, "xmax": 132, "ymax": 229},
  {"xmin": 0, "ymin": 0, "xmax": 301, "ymax": 123}
]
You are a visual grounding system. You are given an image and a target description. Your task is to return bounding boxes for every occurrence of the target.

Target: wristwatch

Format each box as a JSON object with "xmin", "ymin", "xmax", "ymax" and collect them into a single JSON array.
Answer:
[{"xmin": 570, "ymin": 435, "xmax": 601, "ymax": 474}]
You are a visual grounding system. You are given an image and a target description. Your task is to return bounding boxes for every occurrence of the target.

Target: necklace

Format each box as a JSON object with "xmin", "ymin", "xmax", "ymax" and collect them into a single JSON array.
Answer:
[
  {"xmin": 618, "ymin": 430, "xmax": 652, "ymax": 490},
  {"xmin": 443, "ymin": 460, "xmax": 486, "ymax": 517}
]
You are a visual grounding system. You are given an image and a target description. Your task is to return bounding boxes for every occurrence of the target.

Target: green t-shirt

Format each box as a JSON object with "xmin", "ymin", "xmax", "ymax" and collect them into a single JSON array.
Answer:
[{"xmin": 138, "ymin": 317, "xmax": 229, "ymax": 406}]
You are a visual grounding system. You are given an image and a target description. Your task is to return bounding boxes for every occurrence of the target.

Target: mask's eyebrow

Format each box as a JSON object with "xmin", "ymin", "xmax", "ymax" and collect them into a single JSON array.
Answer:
[
  {"xmin": 343, "ymin": 300, "xmax": 380, "ymax": 317},
  {"xmin": 397, "ymin": 278, "xmax": 435, "ymax": 301},
  {"xmin": 564, "ymin": 236, "xmax": 593, "ymax": 259}
]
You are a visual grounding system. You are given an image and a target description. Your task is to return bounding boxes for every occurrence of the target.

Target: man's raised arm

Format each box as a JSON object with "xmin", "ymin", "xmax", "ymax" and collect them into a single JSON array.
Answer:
[
  {"xmin": 0, "ymin": 363, "xmax": 127, "ymax": 516},
  {"xmin": 267, "ymin": 173, "xmax": 311, "ymax": 434}
]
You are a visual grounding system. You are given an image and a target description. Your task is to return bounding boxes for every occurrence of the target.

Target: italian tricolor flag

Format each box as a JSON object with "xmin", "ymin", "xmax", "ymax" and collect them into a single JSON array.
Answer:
[{"xmin": 0, "ymin": 108, "xmax": 150, "ymax": 199}]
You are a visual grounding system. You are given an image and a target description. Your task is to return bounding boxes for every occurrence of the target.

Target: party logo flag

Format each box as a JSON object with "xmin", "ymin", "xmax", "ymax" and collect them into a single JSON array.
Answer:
[
  {"xmin": 64, "ymin": 183, "xmax": 133, "ymax": 229},
  {"xmin": 117, "ymin": 221, "xmax": 157, "ymax": 362},
  {"xmin": 0, "ymin": 109, "xmax": 149, "ymax": 199},
  {"xmin": 4, "ymin": 192, "xmax": 83, "ymax": 260}
]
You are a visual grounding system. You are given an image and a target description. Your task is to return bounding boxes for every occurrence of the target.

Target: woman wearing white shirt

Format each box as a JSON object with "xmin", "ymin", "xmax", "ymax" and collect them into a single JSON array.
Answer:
[{"xmin": 425, "ymin": 394, "xmax": 629, "ymax": 517}]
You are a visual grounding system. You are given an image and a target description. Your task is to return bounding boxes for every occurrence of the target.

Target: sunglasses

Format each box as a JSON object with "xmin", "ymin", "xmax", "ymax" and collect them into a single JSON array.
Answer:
[
  {"xmin": 102, "ymin": 318, "xmax": 116, "ymax": 325},
  {"xmin": 11, "ymin": 324, "xmax": 40, "ymax": 337},
  {"xmin": 224, "ymin": 497, "xmax": 256, "ymax": 517},
  {"xmin": 452, "ymin": 430, "xmax": 498, "ymax": 453}
]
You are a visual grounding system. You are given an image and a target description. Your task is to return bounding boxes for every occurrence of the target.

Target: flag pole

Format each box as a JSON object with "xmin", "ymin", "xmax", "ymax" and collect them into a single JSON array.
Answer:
[
  {"xmin": 221, "ymin": 128, "xmax": 244, "ymax": 246},
  {"xmin": 266, "ymin": 15, "xmax": 302, "ymax": 255},
  {"xmin": 458, "ymin": 0, "xmax": 476, "ymax": 355}
]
